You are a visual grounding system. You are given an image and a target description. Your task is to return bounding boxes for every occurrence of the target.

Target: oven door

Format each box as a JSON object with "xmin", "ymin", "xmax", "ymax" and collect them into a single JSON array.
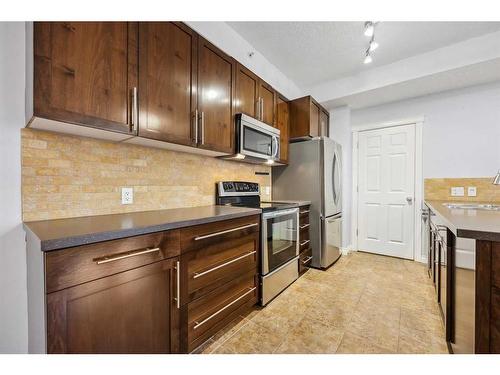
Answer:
[
  {"xmin": 239, "ymin": 115, "xmax": 280, "ymax": 161},
  {"xmin": 262, "ymin": 208, "xmax": 299, "ymax": 275}
]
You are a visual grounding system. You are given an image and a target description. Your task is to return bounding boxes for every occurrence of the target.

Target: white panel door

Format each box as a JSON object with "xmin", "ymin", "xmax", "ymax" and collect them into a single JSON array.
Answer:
[{"xmin": 358, "ymin": 124, "xmax": 415, "ymax": 259}]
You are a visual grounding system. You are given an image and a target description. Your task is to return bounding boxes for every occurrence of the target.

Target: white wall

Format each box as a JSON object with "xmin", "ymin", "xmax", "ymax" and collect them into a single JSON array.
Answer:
[
  {"xmin": 186, "ymin": 22, "xmax": 302, "ymax": 100},
  {"xmin": 329, "ymin": 106, "xmax": 352, "ymax": 249},
  {"xmin": 351, "ymin": 81, "xmax": 500, "ymax": 178},
  {"xmin": 0, "ymin": 22, "xmax": 28, "ymax": 353}
]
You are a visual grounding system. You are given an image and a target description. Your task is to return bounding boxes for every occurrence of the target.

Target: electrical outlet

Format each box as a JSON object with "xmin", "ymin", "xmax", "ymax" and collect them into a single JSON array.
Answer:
[
  {"xmin": 121, "ymin": 187, "xmax": 133, "ymax": 205},
  {"xmin": 467, "ymin": 186, "xmax": 477, "ymax": 197},
  {"xmin": 264, "ymin": 186, "xmax": 270, "ymax": 195},
  {"xmin": 450, "ymin": 187, "xmax": 465, "ymax": 197}
]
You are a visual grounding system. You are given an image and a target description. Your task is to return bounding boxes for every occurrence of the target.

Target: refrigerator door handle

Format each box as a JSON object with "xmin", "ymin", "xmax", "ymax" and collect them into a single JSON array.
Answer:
[{"xmin": 332, "ymin": 151, "xmax": 338, "ymax": 205}]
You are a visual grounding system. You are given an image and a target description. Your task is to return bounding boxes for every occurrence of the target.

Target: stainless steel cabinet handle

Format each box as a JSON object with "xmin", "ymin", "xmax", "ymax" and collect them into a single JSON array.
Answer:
[
  {"xmin": 199, "ymin": 111, "xmax": 205, "ymax": 145},
  {"xmin": 299, "ymin": 210, "xmax": 310, "ymax": 214},
  {"xmin": 256, "ymin": 98, "xmax": 260, "ymax": 120},
  {"xmin": 406, "ymin": 196, "xmax": 413, "ymax": 204},
  {"xmin": 130, "ymin": 87, "xmax": 138, "ymax": 132},
  {"xmin": 93, "ymin": 247, "xmax": 160, "ymax": 265},
  {"xmin": 193, "ymin": 109, "xmax": 199, "ymax": 144},
  {"xmin": 194, "ymin": 223, "xmax": 258, "ymax": 241},
  {"xmin": 193, "ymin": 287, "xmax": 256, "ymax": 330},
  {"xmin": 175, "ymin": 261, "xmax": 180, "ymax": 309},
  {"xmin": 300, "ymin": 239, "xmax": 310, "ymax": 247},
  {"xmin": 193, "ymin": 251, "xmax": 256, "ymax": 279},
  {"xmin": 302, "ymin": 256, "xmax": 313, "ymax": 264},
  {"xmin": 260, "ymin": 97, "xmax": 264, "ymax": 120},
  {"xmin": 300, "ymin": 224, "xmax": 310, "ymax": 229}
]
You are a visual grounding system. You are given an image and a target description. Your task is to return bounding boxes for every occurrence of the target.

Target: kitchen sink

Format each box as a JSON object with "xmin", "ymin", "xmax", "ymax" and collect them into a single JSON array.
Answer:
[{"xmin": 442, "ymin": 203, "xmax": 500, "ymax": 211}]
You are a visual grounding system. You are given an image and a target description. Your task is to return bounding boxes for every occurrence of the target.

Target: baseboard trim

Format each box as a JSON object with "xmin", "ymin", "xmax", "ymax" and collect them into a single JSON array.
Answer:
[{"xmin": 341, "ymin": 245, "xmax": 355, "ymax": 255}]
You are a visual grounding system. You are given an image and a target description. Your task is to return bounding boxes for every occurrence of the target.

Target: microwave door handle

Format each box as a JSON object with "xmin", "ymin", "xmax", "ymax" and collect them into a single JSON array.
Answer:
[{"xmin": 272, "ymin": 136, "xmax": 279, "ymax": 158}]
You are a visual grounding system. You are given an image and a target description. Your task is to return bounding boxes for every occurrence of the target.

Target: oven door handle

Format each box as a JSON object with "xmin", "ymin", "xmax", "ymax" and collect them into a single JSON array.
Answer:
[{"xmin": 262, "ymin": 208, "xmax": 299, "ymax": 219}]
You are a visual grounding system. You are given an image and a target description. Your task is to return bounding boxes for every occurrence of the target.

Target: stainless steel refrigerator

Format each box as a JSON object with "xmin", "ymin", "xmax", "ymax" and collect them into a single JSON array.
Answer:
[{"xmin": 272, "ymin": 137, "xmax": 342, "ymax": 269}]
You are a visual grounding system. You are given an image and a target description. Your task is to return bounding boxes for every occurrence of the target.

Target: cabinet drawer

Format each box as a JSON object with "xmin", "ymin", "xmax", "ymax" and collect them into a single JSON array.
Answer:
[
  {"xmin": 46, "ymin": 230, "xmax": 180, "ymax": 293},
  {"xmin": 299, "ymin": 227, "xmax": 310, "ymax": 252},
  {"xmin": 187, "ymin": 271, "xmax": 258, "ymax": 352},
  {"xmin": 299, "ymin": 206, "xmax": 310, "ymax": 219},
  {"xmin": 299, "ymin": 219, "xmax": 310, "ymax": 232},
  {"xmin": 181, "ymin": 232, "xmax": 259, "ymax": 303},
  {"xmin": 299, "ymin": 248, "xmax": 313, "ymax": 275},
  {"xmin": 492, "ymin": 242, "xmax": 500, "ymax": 289},
  {"xmin": 180, "ymin": 215, "xmax": 260, "ymax": 253}
]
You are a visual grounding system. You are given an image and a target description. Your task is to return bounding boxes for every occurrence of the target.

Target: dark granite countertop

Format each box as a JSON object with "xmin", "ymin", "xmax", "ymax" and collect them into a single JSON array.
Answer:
[
  {"xmin": 425, "ymin": 200, "xmax": 500, "ymax": 242},
  {"xmin": 23, "ymin": 205, "xmax": 262, "ymax": 252}
]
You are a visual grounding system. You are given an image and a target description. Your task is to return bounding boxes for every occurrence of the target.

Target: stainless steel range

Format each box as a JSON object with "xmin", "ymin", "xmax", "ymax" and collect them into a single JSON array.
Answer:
[{"xmin": 216, "ymin": 181, "xmax": 299, "ymax": 305}]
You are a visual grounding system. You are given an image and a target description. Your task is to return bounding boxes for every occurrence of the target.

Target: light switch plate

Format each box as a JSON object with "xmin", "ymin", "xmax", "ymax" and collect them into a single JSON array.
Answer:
[
  {"xmin": 467, "ymin": 186, "xmax": 477, "ymax": 197},
  {"xmin": 121, "ymin": 187, "xmax": 133, "ymax": 204},
  {"xmin": 451, "ymin": 187, "xmax": 465, "ymax": 197}
]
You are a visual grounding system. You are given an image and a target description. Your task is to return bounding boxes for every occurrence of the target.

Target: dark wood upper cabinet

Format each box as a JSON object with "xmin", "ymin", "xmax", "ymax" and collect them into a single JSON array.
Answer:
[
  {"xmin": 276, "ymin": 94, "xmax": 290, "ymax": 164},
  {"xmin": 235, "ymin": 63, "xmax": 259, "ymax": 118},
  {"xmin": 234, "ymin": 63, "xmax": 276, "ymax": 126},
  {"xmin": 34, "ymin": 22, "xmax": 137, "ymax": 134},
  {"xmin": 138, "ymin": 22, "xmax": 197, "ymax": 146},
  {"xmin": 47, "ymin": 258, "xmax": 180, "ymax": 354},
  {"xmin": 196, "ymin": 37, "xmax": 235, "ymax": 154},
  {"xmin": 319, "ymin": 108, "xmax": 330, "ymax": 137},
  {"xmin": 309, "ymin": 101, "xmax": 320, "ymax": 138},
  {"xmin": 289, "ymin": 95, "xmax": 329, "ymax": 140},
  {"xmin": 259, "ymin": 81, "xmax": 276, "ymax": 126}
]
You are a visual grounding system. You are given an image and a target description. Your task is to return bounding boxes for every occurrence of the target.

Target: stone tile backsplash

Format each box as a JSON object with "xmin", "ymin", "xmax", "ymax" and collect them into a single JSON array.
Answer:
[
  {"xmin": 424, "ymin": 177, "xmax": 500, "ymax": 202},
  {"xmin": 21, "ymin": 129, "xmax": 271, "ymax": 221}
]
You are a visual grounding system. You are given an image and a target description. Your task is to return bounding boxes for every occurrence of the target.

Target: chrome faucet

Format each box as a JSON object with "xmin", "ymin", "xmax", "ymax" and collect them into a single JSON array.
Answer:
[{"xmin": 493, "ymin": 170, "xmax": 500, "ymax": 185}]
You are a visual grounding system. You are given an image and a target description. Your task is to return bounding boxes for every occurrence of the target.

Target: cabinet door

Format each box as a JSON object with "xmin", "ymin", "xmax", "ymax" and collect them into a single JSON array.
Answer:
[
  {"xmin": 47, "ymin": 258, "xmax": 180, "ymax": 354},
  {"xmin": 34, "ymin": 22, "xmax": 137, "ymax": 134},
  {"xmin": 259, "ymin": 81, "xmax": 276, "ymax": 126},
  {"xmin": 235, "ymin": 63, "xmax": 259, "ymax": 118},
  {"xmin": 197, "ymin": 37, "xmax": 235, "ymax": 154},
  {"xmin": 319, "ymin": 109, "xmax": 329, "ymax": 137},
  {"xmin": 138, "ymin": 22, "xmax": 197, "ymax": 145},
  {"xmin": 276, "ymin": 95, "xmax": 290, "ymax": 163},
  {"xmin": 309, "ymin": 100, "xmax": 320, "ymax": 138}
]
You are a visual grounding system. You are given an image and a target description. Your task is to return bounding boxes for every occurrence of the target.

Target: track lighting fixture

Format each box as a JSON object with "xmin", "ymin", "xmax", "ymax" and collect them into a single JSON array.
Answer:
[
  {"xmin": 363, "ymin": 22, "xmax": 379, "ymax": 64},
  {"xmin": 364, "ymin": 22, "xmax": 374, "ymax": 37}
]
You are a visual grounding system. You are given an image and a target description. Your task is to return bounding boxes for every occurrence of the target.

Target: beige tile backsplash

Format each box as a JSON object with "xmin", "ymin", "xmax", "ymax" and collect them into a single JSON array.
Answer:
[
  {"xmin": 21, "ymin": 129, "xmax": 271, "ymax": 221},
  {"xmin": 424, "ymin": 178, "xmax": 500, "ymax": 202}
]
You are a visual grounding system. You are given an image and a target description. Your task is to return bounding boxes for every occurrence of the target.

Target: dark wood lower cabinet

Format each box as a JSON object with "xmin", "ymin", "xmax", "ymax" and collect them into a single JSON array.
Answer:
[
  {"xmin": 474, "ymin": 240, "xmax": 500, "ymax": 353},
  {"xmin": 47, "ymin": 258, "xmax": 180, "ymax": 354},
  {"xmin": 40, "ymin": 216, "xmax": 260, "ymax": 354}
]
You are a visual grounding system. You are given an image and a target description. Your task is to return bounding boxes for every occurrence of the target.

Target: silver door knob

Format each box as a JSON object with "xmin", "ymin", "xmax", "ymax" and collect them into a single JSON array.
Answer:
[{"xmin": 406, "ymin": 197, "xmax": 413, "ymax": 204}]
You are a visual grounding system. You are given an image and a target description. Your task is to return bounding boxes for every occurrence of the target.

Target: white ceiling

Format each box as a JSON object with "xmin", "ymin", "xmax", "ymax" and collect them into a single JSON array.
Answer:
[
  {"xmin": 227, "ymin": 22, "xmax": 500, "ymax": 88},
  {"xmin": 323, "ymin": 58, "xmax": 500, "ymax": 109}
]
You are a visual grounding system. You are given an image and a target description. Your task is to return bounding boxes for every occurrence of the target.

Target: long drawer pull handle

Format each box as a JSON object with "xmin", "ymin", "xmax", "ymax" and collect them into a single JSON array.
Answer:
[
  {"xmin": 300, "ymin": 210, "xmax": 310, "ymax": 214},
  {"xmin": 193, "ymin": 287, "xmax": 256, "ymax": 330},
  {"xmin": 194, "ymin": 223, "xmax": 258, "ymax": 241},
  {"xmin": 175, "ymin": 261, "xmax": 181, "ymax": 309},
  {"xmin": 302, "ymin": 256, "xmax": 313, "ymax": 264},
  {"xmin": 93, "ymin": 247, "xmax": 160, "ymax": 265},
  {"xmin": 300, "ymin": 239, "xmax": 310, "ymax": 247},
  {"xmin": 193, "ymin": 251, "xmax": 257, "ymax": 279},
  {"xmin": 300, "ymin": 224, "xmax": 310, "ymax": 229}
]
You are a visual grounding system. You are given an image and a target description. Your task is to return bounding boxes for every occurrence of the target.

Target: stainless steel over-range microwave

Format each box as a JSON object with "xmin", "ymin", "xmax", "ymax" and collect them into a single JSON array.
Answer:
[{"xmin": 220, "ymin": 113, "xmax": 280, "ymax": 164}]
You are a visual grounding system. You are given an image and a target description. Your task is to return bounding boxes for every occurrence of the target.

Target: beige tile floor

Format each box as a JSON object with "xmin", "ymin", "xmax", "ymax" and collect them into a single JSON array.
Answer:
[{"xmin": 196, "ymin": 251, "xmax": 449, "ymax": 354}]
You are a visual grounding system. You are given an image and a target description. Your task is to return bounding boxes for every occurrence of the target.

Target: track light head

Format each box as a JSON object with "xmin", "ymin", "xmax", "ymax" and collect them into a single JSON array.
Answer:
[{"xmin": 364, "ymin": 22, "xmax": 374, "ymax": 37}]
